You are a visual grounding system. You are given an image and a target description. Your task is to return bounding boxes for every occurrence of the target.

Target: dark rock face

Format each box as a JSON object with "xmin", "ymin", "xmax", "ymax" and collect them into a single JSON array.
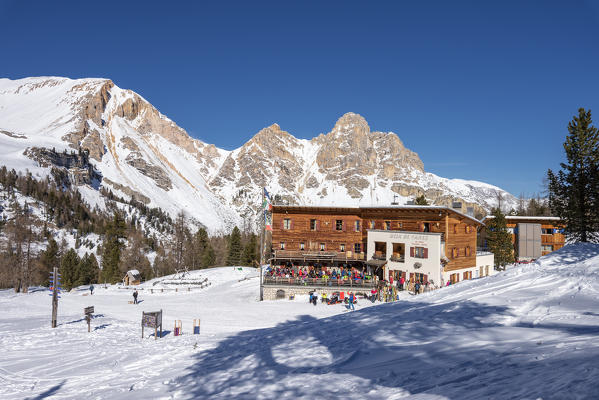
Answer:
[
  {"xmin": 24, "ymin": 147, "xmax": 101, "ymax": 186},
  {"xmin": 125, "ymin": 152, "xmax": 173, "ymax": 191}
]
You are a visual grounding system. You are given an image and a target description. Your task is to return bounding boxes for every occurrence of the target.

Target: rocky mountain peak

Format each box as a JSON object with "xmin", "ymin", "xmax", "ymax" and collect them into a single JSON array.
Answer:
[{"xmin": 331, "ymin": 112, "xmax": 370, "ymax": 137}]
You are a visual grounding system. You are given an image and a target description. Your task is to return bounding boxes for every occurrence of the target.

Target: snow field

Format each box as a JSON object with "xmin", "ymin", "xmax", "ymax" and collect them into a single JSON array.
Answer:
[{"xmin": 2, "ymin": 246, "xmax": 599, "ymax": 399}]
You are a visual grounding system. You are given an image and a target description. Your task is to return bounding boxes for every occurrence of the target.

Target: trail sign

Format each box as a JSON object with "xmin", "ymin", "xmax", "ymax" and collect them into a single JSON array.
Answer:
[
  {"xmin": 142, "ymin": 310, "xmax": 163, "ymax": 340},
  {"xmin": 84, "ymin": 306, "xmax": 94, "ymax": 332}
]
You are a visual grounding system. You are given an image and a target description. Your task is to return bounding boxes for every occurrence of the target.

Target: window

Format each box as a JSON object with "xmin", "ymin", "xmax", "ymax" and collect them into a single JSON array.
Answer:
[
  {"xmin": 319, "ymin": 243, "xmax": 325, "ymax": 251},
  {"xmin": 398, "ymin": 222, "xmax": 403, "ymax": 229},
  {"xmin": 465, "ymin": 246, "xmax": 471, "ymax": 257},
  {"xmin": 283, "ymin": 218, "xmax": 291, "ymax": 230},
  {"xmin": 453, "ymin": 224, "xmax": 458, "ymax": 234},
  {"xmin": 300, "ymin": 242, "xmax": 305, "ymax": 250},
  {"xmin": 542, "ymin": 228, "xmax": 554, "ymax": 235},
  {"xmin": 310, "ymin": 219, "xmax": 317, "ymax": 231},
  {"xmin": 542, "ymin": 245, "xmax": 553, "ymax": 252},
  {"xmin": 423, "ymin": 222, "xmax": 430, "ymax": 232},
  {"xmin": 340, "ymin": 244, "xmax": 345, "ymax": 252},
  {"xmin": 411, "ymin": 247, "xmax": 428, "ymax": 259},
  {"xmin": 336, "ymin": 220, "xmax": 343, "ymax": 231},
  {"xmin": 385, "ymin": 221, "xmax": 391, "ymax": 230},
  {"xmin": 465, "ymin": 225, "xmax": 471, "ymax": 234},
  {"xmin": 355, "ymin": 220, "xmax": 361, "ymax": 232},
  {"xmin": 354, "ymin": 243, "xmax": 361, "ymax": 253},
  {"xmin": 452, "ymin": 247, "xmax": 458, "ymax": 258},
  {"xmin": 370, "ymin": 220, "xmax": 375, "ymax": 229},
  {"xmin": 506, "ymin": 227, "xmax": 514, "ymax": 234},
  {"xmin": 280, "ymin": 242, "xmax": 285, "ymax": 250}
]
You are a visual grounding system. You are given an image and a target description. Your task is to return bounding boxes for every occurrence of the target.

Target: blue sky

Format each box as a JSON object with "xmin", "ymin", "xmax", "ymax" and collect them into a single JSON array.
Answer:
[{"xmin": 1, "ymin": 0, "xmax": 598, "ymax": 197}]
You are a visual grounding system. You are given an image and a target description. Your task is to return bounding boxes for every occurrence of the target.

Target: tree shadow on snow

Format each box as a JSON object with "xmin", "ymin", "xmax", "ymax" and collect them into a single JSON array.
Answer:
[
  {"xmin": 25, "ymin": 380, "xmax": 65, "ymax": 400},
  {"xmin": 169, "ymin": 300, "xmax": 599, "ymax": 399}
]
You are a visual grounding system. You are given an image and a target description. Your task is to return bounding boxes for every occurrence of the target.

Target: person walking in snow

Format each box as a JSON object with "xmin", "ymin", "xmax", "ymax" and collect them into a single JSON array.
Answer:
[
  {"xmin": 414, "ymin": 281, "xmax": 421, "ymax": 295},
  {"xmin": 133, "ymin": 290, "xmax": 138, "ymax": 304},
  {"xmin": 89, "ymin": 284, "xmax": 94, "ymax": 295},
  {"xmin": 348, "ymin": 292, "xmax": 355, "ymax": 311}
]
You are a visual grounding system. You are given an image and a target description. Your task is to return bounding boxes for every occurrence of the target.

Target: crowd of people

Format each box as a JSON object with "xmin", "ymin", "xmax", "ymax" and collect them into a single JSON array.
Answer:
[{"xmin": 265, "ymin": 265, "xmax": 372, "ymax": 282}]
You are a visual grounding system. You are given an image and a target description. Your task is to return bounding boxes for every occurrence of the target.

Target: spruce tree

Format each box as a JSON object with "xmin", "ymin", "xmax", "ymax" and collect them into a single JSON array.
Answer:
[
  {"xmin": 486, "ymin": 208, "xmax": 514, "ymax": 270},
  {"xmin": 226, "ymin": 226, "xmax": 242, "ymax": 266},
  {"xmin": 547, "ymin": 108, "xmax": 599, "ymax": 242},
  {"xmin": 241, "ymin": 234, "xmax": 258, "ymax": 266},
  {"xmin": 101, "ymin": 213, "xmax": 126, "ymax": 283},
  {"xmin": 61, "ymin": 248, "xmax": 80, "ymax": 290},
  {"xmin": 414, "ymin": 195, "xmax": 429, "ymax": 205},
  {"xmin": 39, "ymin": 237, "xmax": 60, "ymax": 286},
  {"xmin": 202, "ymin": 243, "xmax": 216, "ymax": 268}
]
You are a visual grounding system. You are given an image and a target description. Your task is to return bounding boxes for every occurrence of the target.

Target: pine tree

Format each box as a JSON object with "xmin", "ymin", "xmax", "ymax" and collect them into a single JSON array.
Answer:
[
  {"xmin": 414, "ymin": 195, "xmax": 429, "ymax": 205},
  {"xmin": 486, "ymin": 208, "xmax": 515, "ymax": 270},
  {"xmin": 61, "ymin": 248, "xmax": 81, "ymax": 290},
  {"xmin": 241, "ymin": 234, "xmax": 258, "ymax": 266},
  {"xmin": 547, "ymin": 108, "xmax": 599, "ymax": 242},
  {"xmin": 226, "ymin": 227, "xmax": 242, "ymax": 266}
]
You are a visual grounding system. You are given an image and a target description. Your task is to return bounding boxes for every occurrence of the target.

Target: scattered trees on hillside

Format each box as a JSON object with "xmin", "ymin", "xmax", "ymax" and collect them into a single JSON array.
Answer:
[{"xmin": 547, "ymin": 108, "xmax": 599, "ymax": 242}]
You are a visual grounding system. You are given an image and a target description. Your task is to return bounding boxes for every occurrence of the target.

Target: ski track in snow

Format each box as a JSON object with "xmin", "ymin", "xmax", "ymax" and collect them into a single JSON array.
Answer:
[{"xmin": 2, "ymin": 246, "xmax": 599, "ymax": 399}]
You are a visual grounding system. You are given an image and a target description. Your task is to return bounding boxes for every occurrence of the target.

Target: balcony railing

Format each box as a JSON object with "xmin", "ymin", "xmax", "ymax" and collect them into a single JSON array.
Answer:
[
  {"xmin": 263, "ymin": 276, "xmax": 377, "ymax": 288},
  {"xmin": 273, "ymin": 250, "xmax": 365, "ymax": 261}
]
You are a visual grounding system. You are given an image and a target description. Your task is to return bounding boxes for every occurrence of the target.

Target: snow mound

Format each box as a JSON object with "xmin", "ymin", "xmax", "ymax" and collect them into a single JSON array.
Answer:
[{"xmin": 142, "ymin": 266, "xmax": 258, "ymax": 289}]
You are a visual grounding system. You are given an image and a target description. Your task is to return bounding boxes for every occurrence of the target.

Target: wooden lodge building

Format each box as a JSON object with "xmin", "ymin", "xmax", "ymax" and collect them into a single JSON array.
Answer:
[
  {"xmin": 268, "ymin": 205, "xmax": 495, "ymax": 298},
  {"xmin": 480, "ymin": 215, "xmax": 565, "ymax": 261}
]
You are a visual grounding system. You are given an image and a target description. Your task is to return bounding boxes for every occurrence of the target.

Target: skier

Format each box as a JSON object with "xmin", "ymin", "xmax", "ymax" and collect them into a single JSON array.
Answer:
[
  {"xmin": 414, "ymin": 281, "xmax": 421, "ymax": 295},
  {"xmin": 89, "ymin": 284, "xmax": 94, "ymax": 295},
  {"xmin": 133, "ymin": 290, "xmax": 139, "ymax": 304},
  {"xmin": 348, "ymin": 292, "xmax": 355, "ymax": 311}
]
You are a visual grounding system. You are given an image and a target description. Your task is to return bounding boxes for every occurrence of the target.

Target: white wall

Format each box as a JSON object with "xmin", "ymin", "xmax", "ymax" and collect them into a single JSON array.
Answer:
[{"xmin": 367, "ymin": 230, "xmax": 442, "ymax": 286}]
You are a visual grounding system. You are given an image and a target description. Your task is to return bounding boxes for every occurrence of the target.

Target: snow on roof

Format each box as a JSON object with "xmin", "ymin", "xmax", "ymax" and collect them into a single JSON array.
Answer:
[
  {"xmin": 485, "ymin": 215, "xmax": 560, "ymax": 221},
  {"xmin": 127, "ymin": 269, "xmax": 140, "ymax": 276}
]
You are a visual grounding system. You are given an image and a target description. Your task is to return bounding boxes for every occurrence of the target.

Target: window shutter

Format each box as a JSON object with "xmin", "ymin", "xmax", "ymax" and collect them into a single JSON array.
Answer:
[
  {"xmin": 342, "ymin": 221, "xmax": 346, "ymax": 231},
  {"xmin": 423, "ymin": 248, "xmax": 428, "ymax": 259},
  {"xmin": 420, "ymin": 223, "xmax": 424, "ymax": 232},
  {"xmin": 454, "ymin": 224, "xmax": 458, "ymax": 234},
  {"xmin": 424, "ymin": 274, "xmax": 428, "ymax": 284},
  {"xmin": 316, "ymin": 220, "xmax": 320, "ymax": 231},
  {"xmin": 281, "ymin": 220, "xmax": 285, "ymax": 230},
  {"xmin": 410, "ymin": 247, "xmax": 414, "ymax": 257},
  {"xmin": 290, "ymin": 220, "xmax": 294, "ymax": 230}
]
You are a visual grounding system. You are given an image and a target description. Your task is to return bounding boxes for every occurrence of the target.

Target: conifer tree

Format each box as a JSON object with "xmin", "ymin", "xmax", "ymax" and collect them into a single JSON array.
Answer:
[
  {"xmin": 101, "ymin": 213, "xmax": 126, "ymax": 283},
  {"xmin": 39, "ymin": 237, "xmax": 60, "ymax": 286},
  {"xmin": 486, "ymin": 208, "xmax": 514, "ymax": 270},
  {"xmin": 202, "ymin": 243, "xmax": 216, "ymax": 268},
  {"xmin": 242, "ymin": 234, "xmax": 258, "ymax": 266},
  {"xmin": 61, "ymin": 248, "xmax": 80, "ymax": 290},
  {"xmin": 547, "ymin": 108, "xmax": 599, "ymax": 242},
  {"xmin": 226, "ymin": 226, "xmax": 242, "ymax": 266},
  {"xmin": 414, "ymin": 195, "xmax": 429, "ymax": 205}
]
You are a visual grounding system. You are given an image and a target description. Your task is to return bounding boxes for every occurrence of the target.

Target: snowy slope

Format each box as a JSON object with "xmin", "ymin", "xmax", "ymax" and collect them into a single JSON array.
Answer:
[{"xmin": 2, "ymin": 244, "xmax": 599, "ymax": 399}]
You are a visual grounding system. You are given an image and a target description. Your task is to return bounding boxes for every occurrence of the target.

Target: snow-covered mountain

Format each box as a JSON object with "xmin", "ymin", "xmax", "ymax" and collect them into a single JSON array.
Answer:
[{"xmin": 0, "ymin": 77, "xmax": 517, "ymax": 233}]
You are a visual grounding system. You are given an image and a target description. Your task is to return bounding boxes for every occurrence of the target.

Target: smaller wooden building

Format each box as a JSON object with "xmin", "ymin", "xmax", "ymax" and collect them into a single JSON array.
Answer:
[{"xmin": 123, "ymin": 269, "xmax": 141, "ymax": 286}]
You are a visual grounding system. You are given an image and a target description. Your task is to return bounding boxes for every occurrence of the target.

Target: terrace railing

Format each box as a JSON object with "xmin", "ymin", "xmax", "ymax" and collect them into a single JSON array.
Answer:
[{"xmin": 273, "ymin": 250, "xmax": 366, "ymax": 261}]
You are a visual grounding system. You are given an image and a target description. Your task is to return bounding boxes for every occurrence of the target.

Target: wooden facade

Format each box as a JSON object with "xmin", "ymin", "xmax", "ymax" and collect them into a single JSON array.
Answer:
[
  {"xmin": 480, "ymin": 216, "xmax": 565, "ymax": 259},
  {"xmin": 271, "ymin": 205, "xmax": 481, "ymax": 273}
]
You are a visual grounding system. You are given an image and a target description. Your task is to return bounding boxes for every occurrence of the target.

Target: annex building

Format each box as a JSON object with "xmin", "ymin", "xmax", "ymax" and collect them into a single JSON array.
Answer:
[
  {"xmin": 480, "ymin": 215, "xmax": 565, "ymax": 261},
  {"xmin": 268, "ymin": 205, "xmax": 495, "ymax": 296}
]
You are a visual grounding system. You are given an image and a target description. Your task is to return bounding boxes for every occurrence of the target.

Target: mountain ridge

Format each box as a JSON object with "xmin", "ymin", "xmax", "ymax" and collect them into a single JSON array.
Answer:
[{"xmin": 0, "ymin": 76, "xmax": 517, "ymax": 233}]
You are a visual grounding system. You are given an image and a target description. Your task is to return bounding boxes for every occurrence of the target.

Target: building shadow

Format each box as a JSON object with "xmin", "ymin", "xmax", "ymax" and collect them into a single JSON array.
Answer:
[{"xmin": 168, "ymin": 299, "xmax": 599, "ymax": 399}]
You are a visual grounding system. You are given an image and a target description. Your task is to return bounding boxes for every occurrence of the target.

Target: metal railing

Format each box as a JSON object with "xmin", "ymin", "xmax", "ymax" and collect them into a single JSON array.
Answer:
[{"xmin": 263, "ymin": 276, "xmax": 377, "ymax": 288}]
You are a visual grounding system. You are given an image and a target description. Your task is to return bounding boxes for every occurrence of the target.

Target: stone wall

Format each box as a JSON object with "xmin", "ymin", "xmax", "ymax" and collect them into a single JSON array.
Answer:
[{"xmin": 262, "ymin": 285, "xmax": 371, "ymax": 301}]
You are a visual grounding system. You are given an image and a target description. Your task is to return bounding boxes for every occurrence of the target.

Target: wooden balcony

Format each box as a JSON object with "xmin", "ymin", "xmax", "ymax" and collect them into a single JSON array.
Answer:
[
  {"xmin": 273, "ymin": 250, "xmax": 365, "ymax": 262},
  {"xmin": 263, "ymin": 276, "xmax": 376, "ymax": 288}
]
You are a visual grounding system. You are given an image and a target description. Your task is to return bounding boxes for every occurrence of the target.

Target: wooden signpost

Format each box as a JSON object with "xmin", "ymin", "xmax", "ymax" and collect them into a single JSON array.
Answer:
[
  {"xmin": 84, "ymin": 306, "xmax": 94, "ymax": 332},
  {"xmin": 49, "ymin": 267, "xmax": 61, "ymax": 328},
  {"xmin": 142, "ymin": 310, "xmax": 163, "ymax": 340}
]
